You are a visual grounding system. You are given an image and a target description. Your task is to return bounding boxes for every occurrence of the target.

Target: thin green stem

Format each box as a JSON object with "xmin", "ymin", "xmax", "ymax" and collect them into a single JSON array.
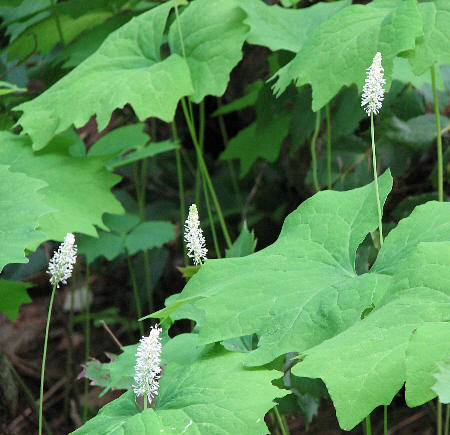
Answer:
[
  {"xmin": 438, "ymin": 398, "xmax": 443, "ymax": 435},
  {"xmin": 4, "ymin": 353, "xmax": 53, "ymax": 435},
  {"xmin": 273, "ymin": 406, "xmax": 290, "ymax": 435},
  {"xmin": 325, "ymin": 103, "xmax": 332, "ymax": 190},
  {"xmin": 144, "ymin": 396, "xmax": 148, "ymax": 410},
  {"xmin": 444, "ymin": 404, "xmax": 449, "ymax": 435},
  {"xmin": 174, "ymin": 4, "xmax": 186, "ymax": 59},
  {"xmin": 82, "ymin": 263, "xmax": 91, "ymax": 422},
  {"xmin": 126, "ymin": 251, "xmax": 144, "ymax": 336},
  {"xmin": 384, "ymin": 405, "xmax": 388, "ymax": 435},
  {"xmin": 195, "ymin": 102, "xmax": 205, "ymax": 207},
  {"xmin": 217, "ymin": 98, "xmax": 243, "ymax": 208},
  {"xmin": 134, "ymin": 160, "xmax": 154, "ymax": 313},
  {"xmin": 310, "ymin": 110, "xmax": 321, "ymax": 192},
  {"xmin": 39, "ymin": 283, "xmax": 58, "ymax": 435},
  {"xmin": 365, "ymin": 415, "xmax": 372, "ymax": 435},
  {"xmin": 202, "ymin": 176, "xmax": 222, "ymax": 258},
  {"xmin": 430, "ymin": 64, "xmax": 444, "ymax": 202},
  {"xmin": 49, "ymin": 0, "xmax": 65, "ymax": 46},
  {"xmin": 180, "ymin": 98, "xmax": 232, "ymax": 248},
  {"xmin": 370, "ymin": 112, "xmax": 384, "ymax": 246},
  {"xmin": 172, "ymin": 122, "xmax": 187, "ymax": 264},
  {"xmin": 64, "ymin": 275, "xmax": 75, "ymax": 419}
]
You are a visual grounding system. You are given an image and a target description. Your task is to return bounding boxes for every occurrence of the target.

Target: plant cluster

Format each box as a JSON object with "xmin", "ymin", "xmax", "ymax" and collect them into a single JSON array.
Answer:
[{"xmin": 0, "ymin": 0, "xmax": 449, "ymax": 434}]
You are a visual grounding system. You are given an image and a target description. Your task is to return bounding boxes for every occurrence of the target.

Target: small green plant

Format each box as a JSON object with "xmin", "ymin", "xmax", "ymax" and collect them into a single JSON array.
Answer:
[{"xmin": 0, "ymin": 0, "xmax": 449, "ymax": 434}]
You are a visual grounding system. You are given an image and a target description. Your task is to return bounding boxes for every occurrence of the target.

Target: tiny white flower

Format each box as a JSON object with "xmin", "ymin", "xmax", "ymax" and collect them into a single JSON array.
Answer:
[
  {"xmin": 134, "ymin": 325, "xmax": 163, "ymax": 404},
  {"xmin": 184, "ymin": 204, "xmax": 207, "ymax": 265},
  {"xmin": 47, "ymin": 233, "xmax": 77, "ymax": 288},
  {"xmin": 361, "ymin": 52, "xmax": 386, "ymax": 116}
]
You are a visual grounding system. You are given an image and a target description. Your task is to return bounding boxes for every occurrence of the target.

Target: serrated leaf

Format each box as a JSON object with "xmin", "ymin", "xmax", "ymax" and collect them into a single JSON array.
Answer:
[
  {"xmin": 72, "ymin": 342, "xmax": 285, "ymax": 435},
  {"xmin": 392, "ymin": 57, "xmax": 445, "ymax": 90},
  {"xmin": 405, "ymin": 0, "xmax": 450, "ymax": 75},
  {"xmin": 0, "ymin": 164, "xmax": 51, "ymax": 271},
  {"xmin": 372, "ymin": 201, "xmax": 450, "ymax": 276},
  {"xmin": 0, "ymin": 132, "xmax": 123, "ymax": 241},
  {"xmin": 292, "ymin": 241, "xmax": 450, "ymax": 430},
  {"xmin": 273, "ymin": 0, "xmax": 422, "ymax": 110},
  {"xmin": 168, "ymin": 0, "xmax": 248, "ymax": 103},
  {"xmin": 15, "ymin": 1, "xmax": 193, "ymax": 150},
  {"xmin": 220, "ymin": 113, "xmax": 291, "ymax": 177},
  {"xmin": 240, "ymin": 0, "xmax": 349, "ymax": 53},
  {"xmin": 432, "ymin": 361, "xmax": 450, "ymax": 404},
  {"xmin": 125, "ymin": 221, "xmax": 176, "ymax": 256},
  {"xmin": 78, "ymin": 215, "xmax": 176, "ymax": 263},
  {"xmin": 153, "ymin": 172, "xmax": 393, "ymax": 367},
  {"xmin": 0, "ymin": 279, "xmax": 33, "ymax": 321},
  {"xmin": 226, "ymin": 222, "xmax": 257, "ymax": 258}
]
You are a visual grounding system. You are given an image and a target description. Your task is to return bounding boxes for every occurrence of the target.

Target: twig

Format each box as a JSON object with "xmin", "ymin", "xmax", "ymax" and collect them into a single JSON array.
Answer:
[
  {"xmin": 387, "ymin": 411, "xmax": 425, "ymax": 434},
  {"xmin": 100, "ymin": 320, "xmax": 123, "ymax": 349},
  {"xmin": 242, "ymin": 162, "xmax": 267, "ymax": 222}
]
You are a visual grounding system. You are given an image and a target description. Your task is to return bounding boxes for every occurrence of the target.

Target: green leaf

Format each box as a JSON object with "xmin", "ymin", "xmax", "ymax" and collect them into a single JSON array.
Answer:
[
  {"xmin": 226, "ymin": 222, "xmax": 257, "ymax": 258},
  {"xmin": 154, "ymin": 172, "xmax": 393, "ymax": 367},
  {"xmin": 211, "ymin": 80, "xmax": 262, "ymax": 117},
  {"xmin": 406, "ymin": 322, "xmax": 450, "ymax": 406},
  {"xmin": 15, "ymin": 1, "xmax": 193, "ymax": 150},
  {"xmin": 60, "ymin": 13, "xmax": 133, "ymax": 68},
  {"xmin": 168, "ymin": 0, "xmax": 248, "ymax": 103},
  {"xmin": 292, "ymin": 241, "xmax": 450, "ymax": 430},
  {"xmin": 6, "ymin": 9, "xmax": 112, "ymax": 60},
  {"xmin": 78, "ymin": 214, "xmax": 176, "ymax": 263},
  {"xmin": 432, "ymin": 361, "xmax": 450, "ymax": 404},
  {"xmin": 240, "ymin": 0, "xmax": 350, "ymax": 53},
  {"xmin": 107, "ymin": 140, "xmax": 179, "ymax": 169},
  {"xmin": 72, "ymin": 344, "xmax": 285, "ymax": 435},
  {"xmin": 125, "ymin": 221, "xmax": 176, "ymax": 256},
  {"xmin": 88, "ymin": 124, "xmax": 149, "ymax": 157},
  {"xmin": 220, "ymin": 112, "xmax": 291, "ymax": 177},
  {"xmin": 405, "ymin": 0, "xmax": 450, "ymax": 75},
  {"xmin": 0, "ymin": 132, "xmax": 123, "ymax": 241},
  {"xmin": 273, "ymin": 0, "xmax": 422, "ymax": 110},
  {"xmin": 0, "ymin": 164, "xmax": 51, "ymax": 271},
  {"xmin": 384, "ymin": 115, "xmax": 450, "ymax": 149},
  {"xmin": 0, "ymin": 279, "xmax": 33, "ymax": 321},
  {"xmin": 392, "ymin": 57, "xmax": 445, "ymax": 90},
  {"xmin": 372, "ymin": 201, "xmax": 450, "ymax": 276}
]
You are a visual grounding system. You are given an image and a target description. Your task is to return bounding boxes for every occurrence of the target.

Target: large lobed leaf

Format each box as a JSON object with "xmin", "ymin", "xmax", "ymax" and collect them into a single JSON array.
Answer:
[
  {"xmin": 293, "ymin": 239, "xmax": 450, "ymax": 429},
  {"xmin": 15, "ymin": 0, "xmax": 248, "ymax": 150},
  {"xmin": 72, "ymin": 336, "xmax": 285, "ymax": 435},
  {"xmin": 15, "ymin": 1, "xmax": 193, "ymax": 150},
  {"xmin": 0, "ymin": 163, "xmax": 51, "ymax": 271},
  {"xmin": 0, "ymin": 132, "xmax": 123, "ymax": 241},
  {"xmin": 154, "ymin": 172, "xmax": 394, "ymax": 367},
  {"xmin": 405, "ymin": 0, "xmax": 450, "ymax": 75},
  {"xmin": 273, "ymin": 0, "xmax": 422, "ymax": 110},
  {"xmin": 168, "ymin": 0, "xmax": 248, "ymax": 103},
  {"xmin": 239, "ymin": 0, "xmax": 350, "ymax": 53}
]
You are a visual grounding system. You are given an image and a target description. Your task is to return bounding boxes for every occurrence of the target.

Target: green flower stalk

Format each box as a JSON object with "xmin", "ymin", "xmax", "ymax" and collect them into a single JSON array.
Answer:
[
  {"xmin": 361, "ymin": 52, "xmax": 386, "ymax": 247},
  {"xmin": 39, "ymin": 233, "xmax": 77, "ymax": 435}
]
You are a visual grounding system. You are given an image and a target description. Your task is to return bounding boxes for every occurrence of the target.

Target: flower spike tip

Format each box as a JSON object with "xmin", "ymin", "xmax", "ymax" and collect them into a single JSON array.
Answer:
[
  {"xmin": 47, "ymin": 233, "xmax": 77, "ymax": 288},
  {"xmin": 361, "ymin": 52, "xmax": 386, "ymax": 116},
  {"xmin": 184, "ymin": 204, "xmax": 207, "ymax": 265}
]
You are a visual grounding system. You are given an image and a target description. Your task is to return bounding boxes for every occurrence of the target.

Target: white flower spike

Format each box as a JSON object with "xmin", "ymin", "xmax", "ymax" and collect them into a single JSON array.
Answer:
[
  {"xmin": 184, "ymin": 204, "xmax": 207, "ymax": 265},
  {"xmin": 361, "ymin": 52, "xmax": 386, "ymax": 116},
  {"xmin": 47, "ymin": 233, "xmax": 77, "ymax": 288},
  {"xmin": 134, "ymin": 325, "xmax": 162, "ymax": 404}
]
